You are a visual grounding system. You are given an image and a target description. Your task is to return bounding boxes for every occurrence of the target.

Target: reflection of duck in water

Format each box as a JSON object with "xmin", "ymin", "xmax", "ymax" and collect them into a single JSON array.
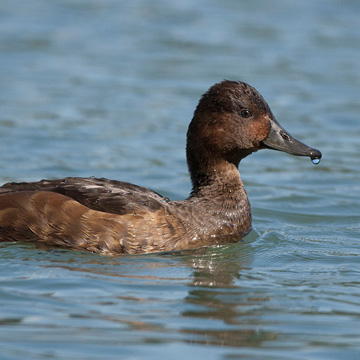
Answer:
[
  {"xmin": 0, "ymin": 81, "xmax": 321, "ymax": 255},
  {"xmin": 182, "ymin": 245, "xmax": 276, "ymax": 347}
]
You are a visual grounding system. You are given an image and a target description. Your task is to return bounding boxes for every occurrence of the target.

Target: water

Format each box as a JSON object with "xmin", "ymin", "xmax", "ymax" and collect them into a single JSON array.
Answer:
[
  {"xmin": 311, "ymin": 158, "xmax": 320, "ymax": 165},
  {"xmin": 0, "ymin": 0, "xmax": 360, "ymax": 359}
]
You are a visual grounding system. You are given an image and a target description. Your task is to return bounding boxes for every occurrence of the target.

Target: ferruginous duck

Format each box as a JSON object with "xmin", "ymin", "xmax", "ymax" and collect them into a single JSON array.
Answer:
[{"xmin": 0, "ymin": 81, "xmax": 321, "ymax": 255}]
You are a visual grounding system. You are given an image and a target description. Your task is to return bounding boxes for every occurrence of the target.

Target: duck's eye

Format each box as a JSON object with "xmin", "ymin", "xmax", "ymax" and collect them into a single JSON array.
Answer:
[{"xmin": 240, "ymin": 109, "xmax": 252, "ymax": 118}]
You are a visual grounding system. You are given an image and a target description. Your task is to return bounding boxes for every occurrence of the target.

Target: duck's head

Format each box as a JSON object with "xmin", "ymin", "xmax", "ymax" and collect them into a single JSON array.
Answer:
[{"xmin": 186, "ymin": 80, "xmax": 321, "ymax": 183}]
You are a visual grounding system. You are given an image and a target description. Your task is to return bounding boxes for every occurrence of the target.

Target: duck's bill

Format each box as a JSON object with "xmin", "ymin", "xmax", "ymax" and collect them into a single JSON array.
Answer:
[{"xmin": 262, "ymin": 119, "xmax": 322, "ymax": 163}]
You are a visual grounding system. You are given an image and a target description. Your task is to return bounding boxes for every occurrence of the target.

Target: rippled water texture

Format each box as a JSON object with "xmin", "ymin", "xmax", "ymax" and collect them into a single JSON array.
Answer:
[{"xmin": 0, "ymin": 0, "xmax": 360, "ymax": 359}]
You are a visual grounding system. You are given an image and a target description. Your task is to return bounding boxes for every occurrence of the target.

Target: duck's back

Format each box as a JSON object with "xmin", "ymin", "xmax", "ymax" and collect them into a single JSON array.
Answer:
[
  {"xmin": 0, "ymin": 177, "xmax": 191, "ymax": 254},
  {"xmin": 0, "ymin": 177, "xmax": 167, "ymax": 215}
]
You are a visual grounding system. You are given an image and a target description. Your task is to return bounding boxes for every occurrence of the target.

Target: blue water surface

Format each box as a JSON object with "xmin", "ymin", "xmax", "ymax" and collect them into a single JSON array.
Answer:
[{"xmin": 0, "ymin": 0, "xmax": 360, "ymax": 359}]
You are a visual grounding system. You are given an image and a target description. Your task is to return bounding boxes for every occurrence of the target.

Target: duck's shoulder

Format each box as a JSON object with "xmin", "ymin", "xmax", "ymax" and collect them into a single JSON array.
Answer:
[{"xmin": 0, "ymin": 177, "xmax": 168, "ymax": 215}]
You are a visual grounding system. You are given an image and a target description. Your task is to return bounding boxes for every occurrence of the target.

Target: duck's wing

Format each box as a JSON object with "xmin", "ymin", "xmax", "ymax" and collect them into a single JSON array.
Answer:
[{"xmin": 0, "ymin": 177, "xmax": 167, "ymax": 215}]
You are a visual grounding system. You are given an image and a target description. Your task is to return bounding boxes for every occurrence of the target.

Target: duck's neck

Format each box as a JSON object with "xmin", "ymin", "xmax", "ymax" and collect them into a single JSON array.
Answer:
[
  {"xmin": 183, "ymin": 159, "xmax": 251, "ymax": 237},
  {"xmin": 189, "ymin": 159, "xmax": 245, "ymax": 199},
  {"xmin": 189, "ymin": 157, "xmax": 250, "ymax": 211}
]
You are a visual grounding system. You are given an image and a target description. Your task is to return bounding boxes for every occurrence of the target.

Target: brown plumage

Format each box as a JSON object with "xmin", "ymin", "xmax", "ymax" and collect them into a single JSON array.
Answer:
[{"xmin": 0, "ymin": 81, "xmax": 321, "ymax": 255}]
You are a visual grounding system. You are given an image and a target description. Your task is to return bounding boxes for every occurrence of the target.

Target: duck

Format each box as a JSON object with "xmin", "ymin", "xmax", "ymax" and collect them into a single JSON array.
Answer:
[{"xmin": 0, "ymin": 80, "xmax": 321, "ymax": 255}]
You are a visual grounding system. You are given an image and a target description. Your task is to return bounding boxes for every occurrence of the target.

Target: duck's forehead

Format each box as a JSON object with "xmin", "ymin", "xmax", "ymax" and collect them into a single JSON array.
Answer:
[
  {"xmin": 211, "ymin": 81, "xmax": 267, "ymax": 110},
  {"xmin": 211, "ymin": 80, "xmax": 257, "ymax": 96},
  {"xmin": 232, "ymin": 82, "xmax": 266, "ymax": 107}
]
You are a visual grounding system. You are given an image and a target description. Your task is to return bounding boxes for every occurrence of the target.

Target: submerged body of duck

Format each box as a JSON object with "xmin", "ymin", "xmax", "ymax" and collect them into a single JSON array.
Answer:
[{"xmin": 0, "ymin": 81, "xmax": 321, "ymax": 255}]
